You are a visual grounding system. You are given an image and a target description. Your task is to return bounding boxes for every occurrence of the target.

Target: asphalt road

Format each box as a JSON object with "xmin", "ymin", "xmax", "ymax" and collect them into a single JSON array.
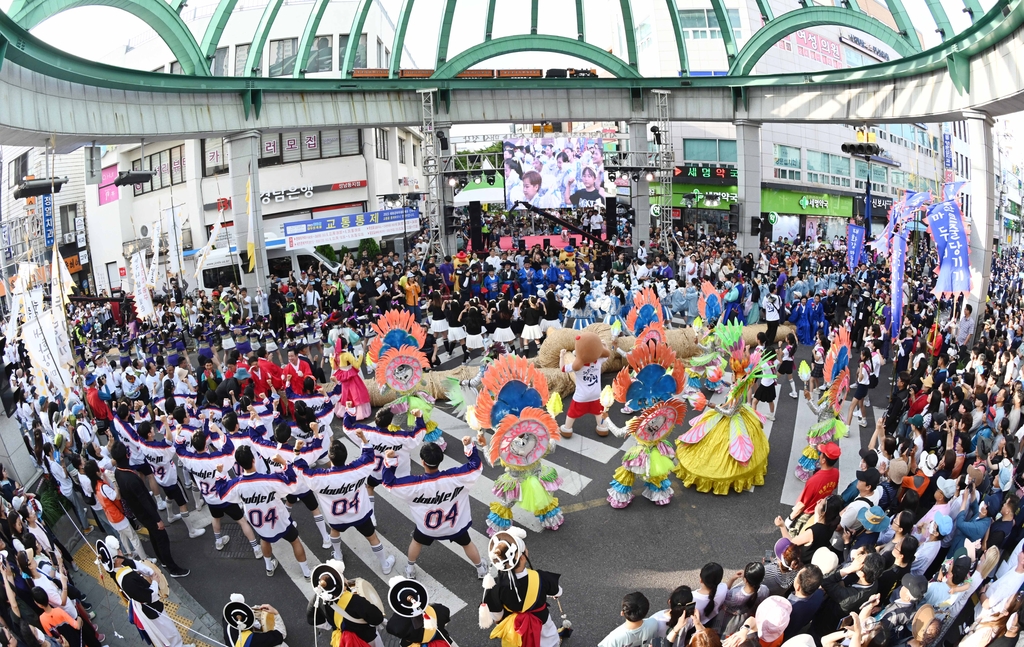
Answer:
[{"xmin": 156, "ymin": 341, "xmax": 886, "ymax": 647}]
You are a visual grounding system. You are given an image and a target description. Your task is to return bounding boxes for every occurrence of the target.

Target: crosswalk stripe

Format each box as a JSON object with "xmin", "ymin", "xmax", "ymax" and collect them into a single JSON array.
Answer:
[
  {"xmin": 336, "ymin": 437, "xmax": 492, "ymax": 565},
  {"xmin": 334, "ymin": 528, "xmax": 468, "ymax": 616},
  {"xmin": 780, "ymin": 395, "xmax": 818, "ymax": 506},
  {"xmin": 431, "ymin": 409, "xmax": 594, "ymax": 496},
  {"xmin": 267, "ymin": 536, "xmax": 321, "ymax": 599}
]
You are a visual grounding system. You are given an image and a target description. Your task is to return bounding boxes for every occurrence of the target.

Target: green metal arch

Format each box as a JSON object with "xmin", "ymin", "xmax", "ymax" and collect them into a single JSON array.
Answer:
[
  {"xmin": 435, "ymin": 0, "xmax": 458, "ymax": 65},
  {"xmin": 484, "ymin": 0, "xmax": 496, "ymax": 40},
  {"xmin": 618, "ymin": 0, "xmax": 638, "ymax": 68},
  {"xmin": 709, "ymin": 0, "xmax": 738, "ymax": 61},
  {"xmin": 575, "ymin": 0, "xmax": 584, "ymax": 40},
  {"xmin": 11, "ymin": 0, "xmax": 210, "ymax": 75},
  {"xmin": 243, "ymin": 0, "xmax": 285, "ymax": 76},
  {"xmin": 389, "ymin": 0, "xmax": 414, "ymax": 78},
  {"xmin": 728, "ymin": 7, "xmax": 916, "ymax": 76},
  {"xmin": 341, "ymin": 0, "xmax": 372, "ymax": 77},
  {"xmin": 432, "ymin": 34, "xmax": 643, "ymax": 79},
  {"xmin": 199, "ymin": 0, "xmax": 239, "ymax": 60},
  {"xmin": 664, "ymin": 0, "xmax": 688, "ymax": 74},
  {"xmin": 882, "ymin": 0, "xmax": 922, "ymax": 50},
  {"xmin": 924, "ymin": 0, "xmax": 954, "ymax": 40},
  {"xmin": 293, "ymin": 0, "xmax": 330, "ymax": 76}
]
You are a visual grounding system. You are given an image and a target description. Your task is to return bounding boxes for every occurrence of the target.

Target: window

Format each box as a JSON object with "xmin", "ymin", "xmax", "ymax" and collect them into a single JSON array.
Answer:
[
  {"xmin": 203, "ymin": 139, "xmax": 228, "ymax": 177},
  {"xmin": 806, "ymin": 150, "xmax": 829, "ymax": 173},
  {"xmin": 377, "ymin": 38, "xmax": 384, "ymax": 67},
  {"xmin": 235, "ymin": 44, "xmax": 261, "ymax": 76},
  {"xmin": 269, "ymin": 38, "xmax": 298, "ymax": 77},
  {"xmin": 855, "ymin": 160, "xmax": 869, "ymax": 180},
  {"xmin": 684, "ymin": 139, "xmax": 718, "ymax": 162},
  {"xmin": 773, "ymin": 168, "xmax": 800, "ymax": 180},
  {"xmin": 259, "ymin": 129, "xmax": 359, "ymax": 167},
  {"xmin": 385, "ymin": 48, "xmax": 391, "ymax": 68},
  {"xmin": 203, "ymin": 265, "xmax": 241, "ymax": 289},
  {"xmin": 398, "ymin": 137, "xmax": 406, "ymax": 164},
  {"xmin": 635, "ymin": 22, "xmax": 653, "ymax": 51},
  {"xmin": 773, "ymin": 145, "xmax": 800, "ymax": 168},
  {"xmin": 8, "ymin": 152, "xmax": 28, "ymax": 188},
  {"xmin": 678, "ymin": 9, "xmax": 741, "ymax": 39},
  {"xmin": 375, "ymin": 128, "xmax": 389, "ymax": 160},
  {"xmin": 59, "ymin": 204, "xmax": 76, "ymax": 237},
  {"xmin": 338, "ymin": 34, "xmax": 368, "ymax": 69},
  {"xmin": 412, "ymin": 144, "xmax": 419, "ymax": 167},
  {"xmin": 133, "ymin": 145, "xmax": 187, "ymax": 193},
  {"xmin": 282, "ymin": 133, "xmax": 302, "ymax": 163},
  {"xmin": 718, "ymin": 140, "xmax": 737, "ymax": 163},
  {"xmin": 211, "ymin": 47, "xmax": 229, "ymax": 76},
  {"xmin": 301, "ymin": 131, "xmax": 320, "ymax": 161},
  {"xmin": 170, "ymin": 61, "xmax": 182, "ymax": 75},
  {"xmin": 305, "ymin": 35, "xmax": 333, "ymax": 73}
]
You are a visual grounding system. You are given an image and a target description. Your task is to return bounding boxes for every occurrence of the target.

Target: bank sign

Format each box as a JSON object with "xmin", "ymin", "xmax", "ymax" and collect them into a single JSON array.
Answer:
[{"xmin": 283, "ymin": 207, "xmax": 420, "ymax": 250}]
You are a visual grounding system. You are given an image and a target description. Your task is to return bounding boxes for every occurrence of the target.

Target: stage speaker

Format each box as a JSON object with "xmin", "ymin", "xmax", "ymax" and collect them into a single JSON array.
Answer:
[
  {"xmin": 518, "ymin": 239, "xmax": 526, "ymax": 252},
  {"xmin": 543, "ymin": 237, "xmax": 551, "ymax": 249},
  {"xmin": 469, "ymin": 201, "xmax": 484, "ymax": 252},
  {"xmin": 570, "ymin": 237, "xmax": 577, "ymax": 247}
]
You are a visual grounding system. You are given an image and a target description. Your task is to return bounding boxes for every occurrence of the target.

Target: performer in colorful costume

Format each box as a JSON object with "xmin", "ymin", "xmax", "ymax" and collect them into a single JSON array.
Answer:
[
  {"xmin": 368, "ymin": 310, "xmax": 445, "ymax": 449},
  {"xmin": 559, "ymin": 246, "xmax": 577, "ymax": 275},
  {"xmin": 795, "ymin": 328, "xmax": 851, "ymax": 481},
  {"xmin": 331, "ymin": 338, "xmax": 371, "ymax": 420},
  {"xmin": 674, "ymin": 321, "xmax": 774, "ymax": 494},
  {"xmin": 307, "ymin": 560, "xmax": 386, "ymax": 647},
  {"xmin": 624, "ymin": 287, "xmax": 668, "ymax": 347},
  {"xmin": 457, "ymin": 355, "xmax": 565, "ymax": 534},
  {"xmin": 481, "ymin": 527, "xmax": 565, "ymax": 647},
  {"xmin": 607, "ymin": 343, "xmax": 704, "ymax": 508}
]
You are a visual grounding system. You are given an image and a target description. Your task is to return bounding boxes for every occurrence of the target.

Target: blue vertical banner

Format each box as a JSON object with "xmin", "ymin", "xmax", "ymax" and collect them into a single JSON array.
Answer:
[
  {"xmin": 942, "ymin": 133, "xmax": 953, "ymax": 169},
  {"xmin": 846, "ymin": 223, "xmax": 865, "ymax": 273},
  {"xmin": 925, "ymin": 200, "xmax": 972, "ymax": 295},
  {"xmin": 890, "ymin": 230, "xmax": 908, "ymax": 340},
  {"xmin": 42, "ymin": 194, "xmax": 54, "ymax": 248}
]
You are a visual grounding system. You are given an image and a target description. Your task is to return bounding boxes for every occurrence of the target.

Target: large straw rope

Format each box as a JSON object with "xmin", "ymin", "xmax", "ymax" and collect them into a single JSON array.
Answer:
[{"xmin": 366, "ymin": 321, "xmax": 796, "ymax": 405}]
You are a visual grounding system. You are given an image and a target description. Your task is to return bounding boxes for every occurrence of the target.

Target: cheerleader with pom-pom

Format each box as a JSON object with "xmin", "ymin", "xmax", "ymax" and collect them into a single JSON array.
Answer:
[
  {"xmin": 451, "ymin": 355, "xmax": 566, "ymax": 534},
  {"xmin": 606, "ymin": 343, "xmax": 704, "ymax": 508},
  {"xmin": 795, "ymin": 328, "xmax": 852, "ymax": 481},
  {"xmin": 674, "ymin": 321, "xmax": 774, "ymax": 494}
]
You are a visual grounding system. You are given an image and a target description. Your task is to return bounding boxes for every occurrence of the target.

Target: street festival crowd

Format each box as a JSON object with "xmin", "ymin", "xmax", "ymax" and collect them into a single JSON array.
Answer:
[{"xmin": 3, "ymin": 187, "xmax": 1024, "ymax": 647}]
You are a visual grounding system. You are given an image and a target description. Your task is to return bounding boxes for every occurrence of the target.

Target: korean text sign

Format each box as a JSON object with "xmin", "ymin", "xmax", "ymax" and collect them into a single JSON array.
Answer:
[{"xmin": 283, "ymin": 207, "xmax": 420, "ymax": 250}]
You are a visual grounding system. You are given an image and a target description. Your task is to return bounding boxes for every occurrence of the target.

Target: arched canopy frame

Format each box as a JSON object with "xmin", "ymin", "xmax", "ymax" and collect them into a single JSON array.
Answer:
[{"xmin": 431, "ymin": 34, "xmax": 644, "ymax": 79}]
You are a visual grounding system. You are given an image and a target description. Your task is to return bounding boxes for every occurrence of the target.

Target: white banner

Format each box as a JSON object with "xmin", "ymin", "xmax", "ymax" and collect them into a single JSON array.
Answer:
[
  {"xmin": 22, "ymin": 310, "xmax": 72, "ymax": 398},
  {"xmin": 147, "ymin": 218, "xmax": 162, "ymax": 290},
  {"xmin": 49, "ymin": 248, "xmax": 75, "ymax": 369},
  {"xmin": 193, "ymin": 220, "xmax": 222, "ymax": 280},
  {"xmin": 164, "ymin": 205, "xmax": 183, "ymax": 274},
  {"xmin": 132, "ymin": 252, "xmax": 154, "ymax": 320},
  {"xmin": 283, "ymin": 207, "xmax": 420, "ymax": 250}
]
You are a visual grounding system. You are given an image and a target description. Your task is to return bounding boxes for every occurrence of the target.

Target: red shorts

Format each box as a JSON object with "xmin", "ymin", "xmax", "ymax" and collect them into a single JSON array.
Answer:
[{"xmin": 567, "ymin": 398, "xmax": 604, "ymax": 418}]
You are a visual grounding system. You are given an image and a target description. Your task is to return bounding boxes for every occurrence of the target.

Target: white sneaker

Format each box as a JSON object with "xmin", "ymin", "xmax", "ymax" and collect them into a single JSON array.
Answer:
[
  {"xmin": 253, "ymin": 547, "xmax": 262, "ymax": 559},
  {"xmin": 864, "ymin": 399, "xmax": 872, "ymax": 407},
  {"xmin": 854, "ymin": 410, "xmax": 862, "ymax": 418},
  {"xmin": 156, "ymin": 499, "xmax": 167, "ymax": 511},
  {"xmin": 858, "ymin": 417, "xmax": 867, "ymax": 427},
  {"xmin": 381, "ymin": 555, "xmax": 396, "ymax": 575},
  {"xmin": 166, "ymin": 513, "xmax": 181, "ymax": 525},
  {"xmin": 476, "ymin": 562, "xmax": 489, "ymax": 579},
  {"xmin": 266, "ymin": 558, "xmax": 279, "ymax": 577},
  {"xmin": 404, "ymin": 563, "xmax": 417, "ymax": 579},
  {"xmin": 790, "ymin": 391, "xmax": 798, "ymax": 399},
  {"xmin": 766, "ymin": 413, "xmax": 775, "ymax": 421},
  {"xmin": 215, "ymin": 536, "xmax": 231, "ymax": 551},
  {"xmin": 621, "ymin": 405, "xmax": 634, "ymax": 414},
  {"xmin": 188, "ymin": 526, "xmax": 206, "ymax": 539}
]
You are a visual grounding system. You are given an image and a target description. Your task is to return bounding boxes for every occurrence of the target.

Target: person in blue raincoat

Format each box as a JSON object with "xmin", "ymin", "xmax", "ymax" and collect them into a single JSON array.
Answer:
[
  {"xmin": 533, "ymin": 263, "xmax": 548, "ymax": 294},
  {"xmin": 809, "ymin": 294, "xmax": 826, "ymax": 339},
  {"xmin": 483, "ymin": 267, "xmax": 500, "ymax": 301},
  {"xmin": 790, "ymin": 296, "xmax": 813, "ymax": 345},
  {"xmin": 557, "ymin": 262, "xmax": 573, "ymax": 286},
  {"xmin": 519, "ymin": 266, "xmax": 534, "ymax": 297}
]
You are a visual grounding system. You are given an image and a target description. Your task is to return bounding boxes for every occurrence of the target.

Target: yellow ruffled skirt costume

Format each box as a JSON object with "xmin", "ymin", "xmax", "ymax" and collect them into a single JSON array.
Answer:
[{"xmin": 674, "ymin": 404, "xmax": 769, "ymax": 495}]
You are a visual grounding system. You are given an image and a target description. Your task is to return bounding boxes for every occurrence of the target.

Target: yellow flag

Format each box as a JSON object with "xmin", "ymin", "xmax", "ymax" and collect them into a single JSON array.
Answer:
[{"xmin": 245, "ymin": 174, "xmax": 256, "ymax": 272}]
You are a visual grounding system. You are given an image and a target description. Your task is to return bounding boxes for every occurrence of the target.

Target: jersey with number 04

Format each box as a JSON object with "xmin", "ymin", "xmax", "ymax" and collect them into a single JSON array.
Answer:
[
  {"xmin": 343, "ymin": 413, "xmax": 426, "ymax": 480},
  {"xmin": 295, "ymin": 445, "xmax": 376, "ymax": 526},
  {"xmin": 383, "ymin": 444, "xmax": 482, "ymax": 538},
  {"xmin": 175, "ymin": 436, "xmax": 237, "ymax": 504},
  {"xmin": 248, "ymin": 427, "xmax": 327, "ymax": 493},
  {"xmin": 216, "ymin": 467, "xmax": 300, "ymax": 540},
  {"xmin": 133, "ymin": 439, "xmax": 179, "ymax": 487}
]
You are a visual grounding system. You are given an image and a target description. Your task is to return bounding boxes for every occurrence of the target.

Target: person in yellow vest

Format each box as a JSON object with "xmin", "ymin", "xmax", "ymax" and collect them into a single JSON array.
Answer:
[
  {"xmin": 307, "ymin": 560, "xmax": 385, "ymax": 647},
  {"xmin": 222, "ymin": 594, "xmax": 286, "ymax": 647},
  {"xmin": 385, "ymin": 578, "xmax": 454, "ymax": 647},
  {"xmin": 482, "ymin": 527, "xmax": 564, "ymax": 647}
]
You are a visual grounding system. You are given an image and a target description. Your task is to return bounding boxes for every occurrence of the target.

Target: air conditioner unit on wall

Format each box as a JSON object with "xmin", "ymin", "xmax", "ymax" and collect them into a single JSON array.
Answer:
[{"xmin": 63, "ymin": 233, "xmax": 75, "ymax": 244}]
